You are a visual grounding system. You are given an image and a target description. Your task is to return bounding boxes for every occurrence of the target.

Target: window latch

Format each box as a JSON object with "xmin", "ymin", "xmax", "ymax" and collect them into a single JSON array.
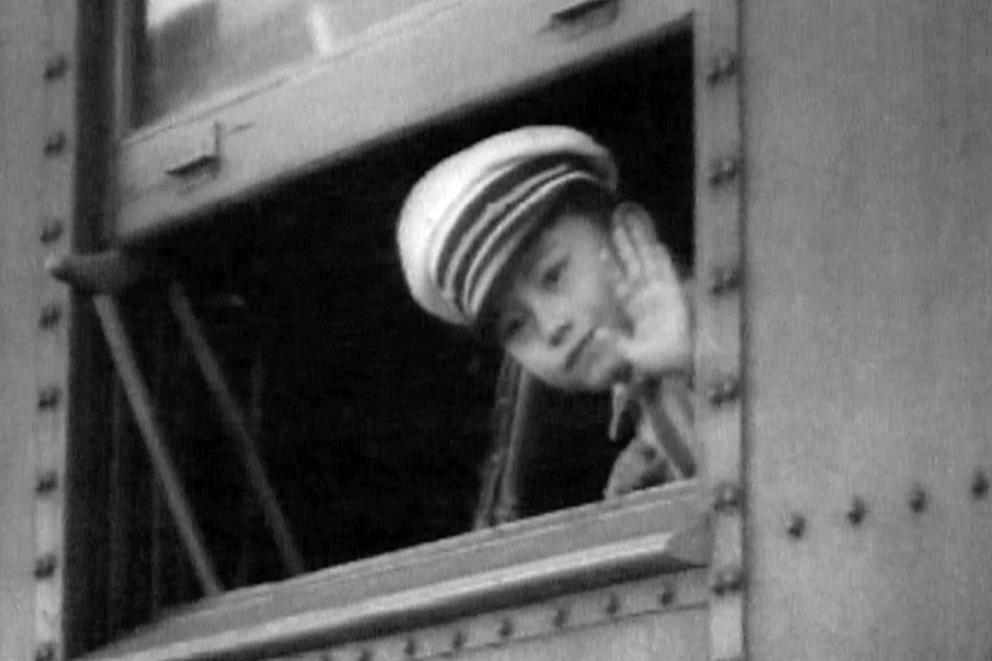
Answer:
[
  {"xmin": 546, "ymin": 0, "xmax": 621, "ymax": 39},
  {"xmin": 165, "ymin": 122, "xmax": 222, "ymax": 179}
]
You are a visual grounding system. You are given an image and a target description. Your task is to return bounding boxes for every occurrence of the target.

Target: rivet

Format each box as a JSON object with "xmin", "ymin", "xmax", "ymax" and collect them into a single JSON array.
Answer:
[
  {"xmin": 34, "ymin": 553, "xmax": 57, "ymax": 579},
  {"xmin": 357, "ymin": 649, "xmax": 373, "ymax": 661},
  {"xmin": 706, "ymin": 49, "xmax": 739, "ymax": 84},
  {"xmin": 403, "ymin": 636, "xmax": 417, "ymax": 657},
  {"xmin": 708, "ymin": 155, "xmax": 741, "ymax": 187},
  {"xmin": 35, "ymin": 642, "xmax": 56, "ymax": 661},
  {"xmin": 36, "ymin": 470, "xmax": 59, "ymax": 494},
  {"xmin": 552, "ymin": 606, "xmax": 569, "ymax": 628},
  {"xmin": 40, "ymin": 217, "xmax": 65, "ymax": 244},
  {"xmin": 712, "ymin": 481, "xmax": 743, "ymax": 512},
  {"xmin": 43, "ymin": 54, "xmax": 69, "ymax": 80},
  {"xmin": 709, "ymin": 265, "xmax": 743, "ymax": 296},
  {"xmin": 710, "ymin": 566, "xmax": 744, "ymax": 596},
  {"xmin": 451, "ymin": 630, "xmax": 466, "ymax": 651},
  {"xmin": 497, "ymin": 617, "xmax": 514, "ymax": 639},
  {"xmin": 39, "ymin": 303, "xmax": 63, "ymax": 329},
  {"xmin": 44, "ymin": 131, "xmax": 67, "ymax": 156},
  {"xmin": 658, "ymin": 582, "xmax": 676, "ymax": 607},
  {"xmin": 972, "ymin": 469, "xmax": 989, "ymax": 499},
  {"xmin": 605, "ymin": 592, "xmax": 621, "ymax": 616},
  {"xmin": 786, "ymin": 512, "xmax": 806, "ymax": 539},
  {"xmin": 909, "ymin": 484, "xmax": 927, "ymax": 513},
  {"xmin": 846, "ymin": 496, "xmax": 868, "ymax": 526},
  {"xmin": 38, "ymin": 386, "xmax": 62, "ymax": 410},
  {"xmin": 707, "ymin": 374, "xmax": 740, "ymax": 407}
]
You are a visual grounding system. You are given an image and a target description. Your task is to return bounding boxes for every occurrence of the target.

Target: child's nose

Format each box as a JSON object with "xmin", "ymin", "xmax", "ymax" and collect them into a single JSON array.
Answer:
[
  {"xmin": 546, "ymin": 319, "xmax": 572, "ymax": 347},
  {"xmin": 536, "ymin": 307, "xmax": 572, "ymax": 347}
]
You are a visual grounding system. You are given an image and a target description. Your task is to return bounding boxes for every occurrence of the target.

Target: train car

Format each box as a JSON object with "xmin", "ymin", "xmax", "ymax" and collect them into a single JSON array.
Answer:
[{"xmin": 1, "ymin": 0, "xmax": 990, "ymax": 659}]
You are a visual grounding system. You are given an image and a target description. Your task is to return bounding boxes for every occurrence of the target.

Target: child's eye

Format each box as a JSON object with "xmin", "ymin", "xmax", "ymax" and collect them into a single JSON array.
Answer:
[
  {"xmin": 541, "ymin": 258, "xmax": 567, "ymax": 288},
  {"xmin": 499, "ymin": 315, "xmax": 525, "ymax": 343}
]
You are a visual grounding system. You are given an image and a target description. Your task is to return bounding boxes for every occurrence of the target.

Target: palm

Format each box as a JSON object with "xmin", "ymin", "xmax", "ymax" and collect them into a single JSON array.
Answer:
[{"xmin": 598, "ymin": 203, "xmax": 692, "ymax": 381}]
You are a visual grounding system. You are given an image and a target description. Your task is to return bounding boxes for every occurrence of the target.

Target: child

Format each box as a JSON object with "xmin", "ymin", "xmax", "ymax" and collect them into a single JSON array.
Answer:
[{"xmin": 397, "ymin": 126, "xmax": 694, "ymax": 498}]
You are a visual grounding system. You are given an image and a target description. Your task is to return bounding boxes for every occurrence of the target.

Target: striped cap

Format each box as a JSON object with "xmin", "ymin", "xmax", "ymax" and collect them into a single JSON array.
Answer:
[{"xmin": 397, "ymin": 126, "xmax": 618, "ymax": 327}]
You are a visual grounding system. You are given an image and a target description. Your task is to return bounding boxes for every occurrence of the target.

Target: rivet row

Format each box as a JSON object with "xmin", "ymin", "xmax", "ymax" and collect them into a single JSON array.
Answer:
[{"xmin": 784, "ymin": 471, "xmax": 988, "ymax": 539}]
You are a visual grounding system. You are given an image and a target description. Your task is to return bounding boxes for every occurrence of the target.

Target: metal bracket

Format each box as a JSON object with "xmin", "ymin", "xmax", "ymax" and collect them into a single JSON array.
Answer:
[
  {"xmin": 546, "ymin": 0, "xmax": 621, "ymax": 40},
  {"xmin": 165, "ymin": 122, "xmax": 222, "ymax": 179}
]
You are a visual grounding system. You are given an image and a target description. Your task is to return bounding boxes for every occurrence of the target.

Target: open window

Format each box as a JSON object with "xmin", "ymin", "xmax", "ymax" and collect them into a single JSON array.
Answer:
[{"xmin": 69, "ymin": 1, "xmax": 739, "ymax": 659}]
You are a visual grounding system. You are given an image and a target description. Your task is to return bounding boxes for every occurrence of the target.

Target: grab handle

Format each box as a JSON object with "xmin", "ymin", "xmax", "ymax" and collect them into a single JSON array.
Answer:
[{"xmin": 546, "ymin": 0, "xmax": 620, "ymax": 39}]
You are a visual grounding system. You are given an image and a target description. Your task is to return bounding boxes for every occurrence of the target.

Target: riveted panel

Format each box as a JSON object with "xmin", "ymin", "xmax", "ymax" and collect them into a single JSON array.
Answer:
[
  {"xmin": 744, "ymin": 1, "xmax": 992, "ymax": 659},
  {"xmin": 0, "ymin": 3, "xmax": 50, "ymax": 659}
]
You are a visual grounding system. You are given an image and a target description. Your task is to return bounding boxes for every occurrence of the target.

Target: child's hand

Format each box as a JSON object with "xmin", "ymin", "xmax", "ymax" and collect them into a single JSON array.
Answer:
[{"xmin": 596, "ymin": 203, "xmax": 692, "ymax": 382}]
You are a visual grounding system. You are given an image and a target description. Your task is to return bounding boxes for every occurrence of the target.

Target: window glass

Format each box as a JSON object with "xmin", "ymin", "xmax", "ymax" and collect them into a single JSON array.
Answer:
[{"xmin": 137, "ymin": 0, "xmax": 432, "ymax": 124}]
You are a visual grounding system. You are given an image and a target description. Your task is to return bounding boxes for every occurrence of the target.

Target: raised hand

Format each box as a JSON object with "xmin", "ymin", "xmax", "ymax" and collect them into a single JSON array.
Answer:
[{"xmin": 595, "ymin": 202, "xmax": 692, "ymax": 383}]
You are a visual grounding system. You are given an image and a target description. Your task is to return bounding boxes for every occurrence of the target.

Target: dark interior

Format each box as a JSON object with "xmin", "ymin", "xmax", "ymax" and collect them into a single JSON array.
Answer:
[{"xmin": 102, "ymin": 27, "xmax": 694, "ymax": 640}]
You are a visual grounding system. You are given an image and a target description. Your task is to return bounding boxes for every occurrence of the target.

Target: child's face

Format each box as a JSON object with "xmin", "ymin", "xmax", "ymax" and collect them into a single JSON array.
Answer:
[{"xmin": 492, "ymin": 210, "xmax": 631, "ymax": 392}]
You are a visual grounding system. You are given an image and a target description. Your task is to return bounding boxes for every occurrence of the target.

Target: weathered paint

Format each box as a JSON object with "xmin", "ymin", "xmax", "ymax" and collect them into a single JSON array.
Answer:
[{"xmin": 744, "ymin": 0, "xmax": 992, "ymax": 658}]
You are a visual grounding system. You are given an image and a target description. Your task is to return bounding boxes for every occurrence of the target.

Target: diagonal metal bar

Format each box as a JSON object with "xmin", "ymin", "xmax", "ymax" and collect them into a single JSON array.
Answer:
[
  {"xmin": 93, "ymin": 295, "xmax": 223, "ymax": 596},
  {"xmin": 168, "ymin": 282, "xmax": 305, "ymax": 576}
]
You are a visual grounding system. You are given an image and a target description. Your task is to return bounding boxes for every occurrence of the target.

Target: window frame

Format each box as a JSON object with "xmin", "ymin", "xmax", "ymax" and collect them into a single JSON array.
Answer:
[
  {"xmin": 79, "ymin": 0, "xmax": 747, "ymax": 657},
  {"xmin": 82, "ymin": 484, "xmax": 709, "ymax": 661},
  {"xmin": 112, "ymin": 0, "xmax": 697, "ymax": 243}
]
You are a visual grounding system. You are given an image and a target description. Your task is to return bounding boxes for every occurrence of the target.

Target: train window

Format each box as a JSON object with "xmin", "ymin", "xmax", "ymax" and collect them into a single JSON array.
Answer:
[
  {"xmin": 74, "ymin": 6, "xmax": 715, "ymax": 660},
  {"xmin": 132, "ymin": 0, "xmax": 434, "ymax": 125}
]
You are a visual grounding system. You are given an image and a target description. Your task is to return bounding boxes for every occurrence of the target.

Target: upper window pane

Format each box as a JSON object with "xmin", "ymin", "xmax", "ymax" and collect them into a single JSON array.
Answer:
[{"xmin": 136, "ymin": 0, "xmax": 432, "ymax": 124}]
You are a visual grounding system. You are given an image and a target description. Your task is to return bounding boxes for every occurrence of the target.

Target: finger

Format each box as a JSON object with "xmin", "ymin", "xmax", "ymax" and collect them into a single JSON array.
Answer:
[
  {"xmin": 611, "ymin": 212, "xmax": 643, "ymax": 280},
  {"xmin": 616, "ymin": 202, "xmax": 660, "ymax": 271},
  {"xmin": 599, "ymin": 246, "xmax": 622, "ymax": 286},
  {"xmin": 615, "ymin": 203, "xmax": 676, "ymax": 283},
  {"xmin": 645, "ymin": 242, "xmax": 678, "ymax": 283},
  {"xmin": 599, "ymin": 248, "xmax": 635, "ymax": 305}
]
